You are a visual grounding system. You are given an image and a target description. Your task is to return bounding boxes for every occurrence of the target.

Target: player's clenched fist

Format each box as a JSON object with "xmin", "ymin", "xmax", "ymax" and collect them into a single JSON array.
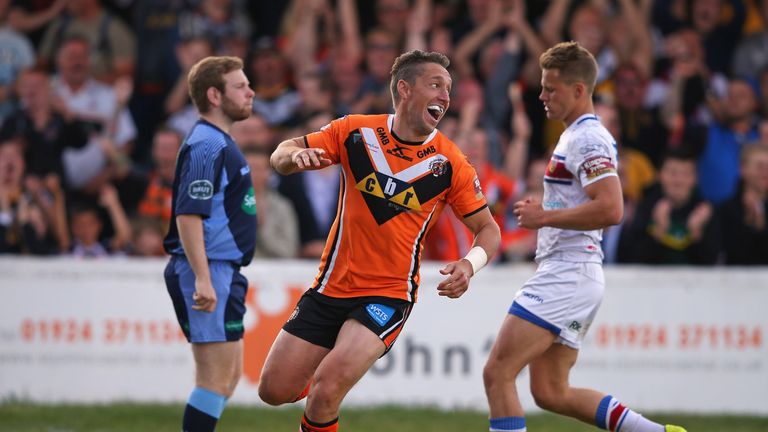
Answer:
[{"xmin": 192, "ymin": 278, "xmax": 217, "ymax": 312}]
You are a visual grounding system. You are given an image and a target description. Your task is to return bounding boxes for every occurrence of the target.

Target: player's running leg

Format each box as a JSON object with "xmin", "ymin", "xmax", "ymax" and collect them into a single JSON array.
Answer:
[
  {"xmin": 300, "ymin": 318, "xmax": 387, "ymax": 432},
  {"xmin": 529, "ymin": 343, "xmax": 686, "ymax": 432},
  {"xmin": 259, "ymin": 330, "xmax": 330, "ymax": 405},
  {"xmin": 483, "ymin": 315, "xmax": 557, "ymax": 431}
]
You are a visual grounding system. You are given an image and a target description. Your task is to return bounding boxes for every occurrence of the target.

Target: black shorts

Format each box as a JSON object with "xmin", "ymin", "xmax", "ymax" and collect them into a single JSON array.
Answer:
[{"xmin": 283, "ymin": 289, "xmax": 413, "ymax": 354}]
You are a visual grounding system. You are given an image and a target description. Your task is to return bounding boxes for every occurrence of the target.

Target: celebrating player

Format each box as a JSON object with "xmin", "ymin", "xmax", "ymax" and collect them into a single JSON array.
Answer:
[{"xmin": 259, "ymin": 50, "xmax": 501, "ymax": 432}]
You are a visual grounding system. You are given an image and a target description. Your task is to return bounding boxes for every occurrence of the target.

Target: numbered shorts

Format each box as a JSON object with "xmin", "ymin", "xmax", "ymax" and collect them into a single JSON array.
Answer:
[
  {"xmin": 510, "ymin": 260, "xmax": 604, "ymax": 349},
  {"xmin": 164, "ymin": 255, "xmax": 248, "ymax": 343},
  {"xmin": 283, "ymin": 289, "xmax": 413, "ymax": 355}
]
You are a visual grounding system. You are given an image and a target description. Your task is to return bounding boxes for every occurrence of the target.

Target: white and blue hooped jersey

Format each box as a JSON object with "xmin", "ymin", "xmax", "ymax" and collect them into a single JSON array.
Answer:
[
  {"xmin": 164, "ymin": 119, "xmax": 257, "ymax": 266},
  {"xmin": 536, "ymin": 113, "xmax": 618, "ymax": 263}
]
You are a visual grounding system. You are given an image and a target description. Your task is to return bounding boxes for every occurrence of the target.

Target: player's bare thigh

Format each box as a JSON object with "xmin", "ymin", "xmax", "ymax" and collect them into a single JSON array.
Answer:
[
  {"xmin": 305, "ymin": 319, "xmax": 387, "ymax": 419},
  {"xmin": 259, "ymin": 330, "xmax": 330, "ymax": 404},
  {"xmin": 192, "ymin": 340, "xmax": 242, "ymax": 396},
  {"xmin": 486, "ymin": 314, "xmax": 557, "ymax": 375}
]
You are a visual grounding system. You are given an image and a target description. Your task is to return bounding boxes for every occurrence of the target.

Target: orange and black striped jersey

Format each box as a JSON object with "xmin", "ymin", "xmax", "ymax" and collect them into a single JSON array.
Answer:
[{"xmin": 304, "ymin": 114, "xmax": 487, "ymax": 302}]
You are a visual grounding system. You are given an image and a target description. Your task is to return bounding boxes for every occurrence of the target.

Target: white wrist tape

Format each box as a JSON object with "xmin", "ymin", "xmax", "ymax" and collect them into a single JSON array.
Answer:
[{"xmin": 462, "ymin": 246, "xmax": 488, "ymax": 275}]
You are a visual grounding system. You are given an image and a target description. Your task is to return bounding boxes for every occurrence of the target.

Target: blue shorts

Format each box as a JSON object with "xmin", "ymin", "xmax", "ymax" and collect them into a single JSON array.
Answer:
[{"xmin": 164, "ymin": 255, "xmax": 248, "ymax": 343}]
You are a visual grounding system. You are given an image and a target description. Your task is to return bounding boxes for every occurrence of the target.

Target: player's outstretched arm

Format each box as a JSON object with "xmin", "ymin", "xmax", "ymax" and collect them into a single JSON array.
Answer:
[
  {"xmin": 437, "ymin": 207, "xmax": 500, "ymax": 299},
  {"xmin": 515, "ymin": 176, "xmax": 623, "ymax": 231},
  {"xmin": 270, "ymin": 137, "xmax": 333, "ymax": 175}
]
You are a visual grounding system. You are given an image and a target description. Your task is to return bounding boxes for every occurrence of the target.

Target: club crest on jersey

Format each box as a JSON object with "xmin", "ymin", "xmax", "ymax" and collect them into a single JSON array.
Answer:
[
  {"xmin": 355, "ymin": 172, "xmax": 422, "ymax": 211},
  {"xmin": 544, "ymin": 154, "xmax": 574, "ymax": 185},
  {"xmin": 429, "ymin": 157, "xmax": 448, "ymax": 177},
  {"xmin": 188, "ymin": 180, "xmax": 214, "ymax": 200}
]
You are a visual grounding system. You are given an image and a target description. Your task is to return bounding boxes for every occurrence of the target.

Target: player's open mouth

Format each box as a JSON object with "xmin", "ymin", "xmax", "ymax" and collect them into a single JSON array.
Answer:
[{"xmin": 427, "ymin": 104, "xmax": 444, "ymax": 121}]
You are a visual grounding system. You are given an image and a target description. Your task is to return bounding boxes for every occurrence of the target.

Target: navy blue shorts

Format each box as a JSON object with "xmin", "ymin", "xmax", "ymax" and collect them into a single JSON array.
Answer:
[
  {"xmin": 283, "ymin": 289, "xmax": 413, "ymax": 355},
  {"xmin": 164, "ymin": 255, "xmax": 248, "ymax": 343}
]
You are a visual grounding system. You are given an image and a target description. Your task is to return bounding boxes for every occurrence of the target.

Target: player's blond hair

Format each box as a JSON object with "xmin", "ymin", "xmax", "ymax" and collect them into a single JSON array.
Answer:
[
  {"xmin": 390, "ymin": 50, "xmax": 450, "ymax": 106},
  {"xmin": 188, "ymin": 56, "xmax": 244, "ymax": 113},
  {"xmin": 539, "ymin": 41, "xmax": 597, "ymax": 94}
]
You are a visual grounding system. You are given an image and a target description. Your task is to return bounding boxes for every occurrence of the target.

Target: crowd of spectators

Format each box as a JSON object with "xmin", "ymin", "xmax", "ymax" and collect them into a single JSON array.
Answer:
[{"xmin": 0, "ymin": 0, "xmax": 766, "ymax": 266}]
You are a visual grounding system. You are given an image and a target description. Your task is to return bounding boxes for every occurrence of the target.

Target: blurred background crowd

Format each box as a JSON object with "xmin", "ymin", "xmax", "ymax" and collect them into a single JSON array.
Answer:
[{"xmin": 0, "ymin": 0, "xmax": 766, "ymax": 266}]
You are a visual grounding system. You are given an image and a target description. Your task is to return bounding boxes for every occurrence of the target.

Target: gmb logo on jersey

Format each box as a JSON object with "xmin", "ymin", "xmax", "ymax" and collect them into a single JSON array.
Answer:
[{"xmin": 355, "ymin": 172, "xmax": 422, "ymax": 211}]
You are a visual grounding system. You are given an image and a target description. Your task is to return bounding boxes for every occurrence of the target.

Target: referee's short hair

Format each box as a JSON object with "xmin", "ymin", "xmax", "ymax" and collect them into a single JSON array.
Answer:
[
  {"xmin": 188, "ymin": 56, "xmax": 244, "ymax": 113},
  {"xmin": 390, "ymin": 50, "xmax": 450, "ymax": 106}
]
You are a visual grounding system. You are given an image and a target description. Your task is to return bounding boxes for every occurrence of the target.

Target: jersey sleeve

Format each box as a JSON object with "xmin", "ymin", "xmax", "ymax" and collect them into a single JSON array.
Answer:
[
  {"xmin": 446, "ymin": 154, "xmax": 488, "ymax": 218},
  {"xmin": 304, "ymin": 116, "xmax": 350, "ymax": 164},
  {"xmin": 566, "ymin": 130, "xmax": 618, "ymax": 187},
  {"xmin": 174, "ymin": 141, "xmax": 225, "ymax": 217}
]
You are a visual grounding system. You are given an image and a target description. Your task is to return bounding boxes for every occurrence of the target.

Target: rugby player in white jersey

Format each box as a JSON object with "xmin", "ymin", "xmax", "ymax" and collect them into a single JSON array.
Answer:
[{"xmin": 482, "ymin": 42, "xmax": 687, "ymax": 432}]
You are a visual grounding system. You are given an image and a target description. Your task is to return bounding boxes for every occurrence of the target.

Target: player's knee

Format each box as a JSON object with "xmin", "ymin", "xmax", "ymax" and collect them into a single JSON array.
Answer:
[
  {"xmin": 530, "ymin": 384, "xmax": 562, "ymax": 412},
  {"xmin": 482, "ymin": 361, "xmax": 499, "ymax": 389},
  {"xmin": 257, "ymin": 378, "xmax": 289, "ymax": 406},
  {"xmin": 308, "ymin": 374, "xmax": 346, "ymax": 407},
  {"xmin": 482, "ymin": 356, "xmax": 516, "ymax": 390}
]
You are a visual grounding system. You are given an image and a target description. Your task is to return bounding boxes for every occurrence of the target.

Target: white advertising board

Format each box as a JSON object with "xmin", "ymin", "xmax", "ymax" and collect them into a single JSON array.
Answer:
[{"xmin": 1, "ymin": 257, "xmax": 766, "ymax": 414}]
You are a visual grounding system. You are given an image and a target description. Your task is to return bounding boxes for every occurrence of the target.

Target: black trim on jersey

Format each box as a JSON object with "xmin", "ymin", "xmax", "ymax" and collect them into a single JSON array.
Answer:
[
  {"xmin": 390, "ymin": 128, "xmax": 426, "ymax": 146},
  {"xmin": 311, "ymin": 170, "xmax": 346, "ymax": 291},
  {"xmin": 302, "ymin": 136, "xmax": 309, "ymax": 148},
  {"xmin": 462, "ymin": 203, "xmax": 488, "ymax": 219},
  {"xmin": 346, "ymin": 130, "xmax": 453, "ymax": 225},
  {"xmin": 408, "ymin": 207, "xmax": 437, "ymax": 298}
]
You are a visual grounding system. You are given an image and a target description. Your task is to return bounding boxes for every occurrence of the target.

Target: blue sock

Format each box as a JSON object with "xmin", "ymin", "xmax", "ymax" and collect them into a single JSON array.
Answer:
[
  {"xmin": 183, "ymin": 387, "xmax": 227, "ymax": 432},
  {"xmin": 490, "ymin": 416, "xmax": 526, "ymax": 431}
]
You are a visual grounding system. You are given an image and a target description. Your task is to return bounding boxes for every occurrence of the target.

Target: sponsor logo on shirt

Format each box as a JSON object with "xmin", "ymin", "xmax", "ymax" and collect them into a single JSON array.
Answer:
[
  {"xmin": 417, "ymin": 145, "xmax": 436, "ymax": 159},
  {"xmin": 241, "ymin": 186, "xmax": 257, "ymax": 215},
  {"xmin": 188, "ymin": 180, "xmax": 213, "ymax": 200},
  {"xmin": 581, "ymin": 155, "xmax": 616, "ymax": 180},
  {"xmin": 543, "ymin": 200, "xmax": 566, "ymax": 210},
  {"xmin": 473, "ymin": 176, "xmax": 483, "ymax": 200},
  {"xmin": 355, "ymin": 173, "xmax": 422, "ymax": 211},
  {"xmin": 386, "ymin": 144, "xmax": 413, "ymax": 161}
]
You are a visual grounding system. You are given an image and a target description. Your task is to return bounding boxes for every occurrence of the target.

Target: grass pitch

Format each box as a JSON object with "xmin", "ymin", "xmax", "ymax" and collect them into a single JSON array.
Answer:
[{"xmin": 1, "ymin": 403, "xmax": 767, "ymax": 431}]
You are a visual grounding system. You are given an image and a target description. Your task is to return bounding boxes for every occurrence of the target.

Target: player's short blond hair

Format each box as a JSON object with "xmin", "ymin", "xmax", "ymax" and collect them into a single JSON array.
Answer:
[
  {"xmin": 539, "ymin": 41, "xmax": 597, "ymax": 94},
  {"xmin": 188, "ymin": 56, "xmax": 244, "ymax": 113},
  {"xmin": 390, "ymin": 50, "xmax": 450, "ymax": 106}
]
